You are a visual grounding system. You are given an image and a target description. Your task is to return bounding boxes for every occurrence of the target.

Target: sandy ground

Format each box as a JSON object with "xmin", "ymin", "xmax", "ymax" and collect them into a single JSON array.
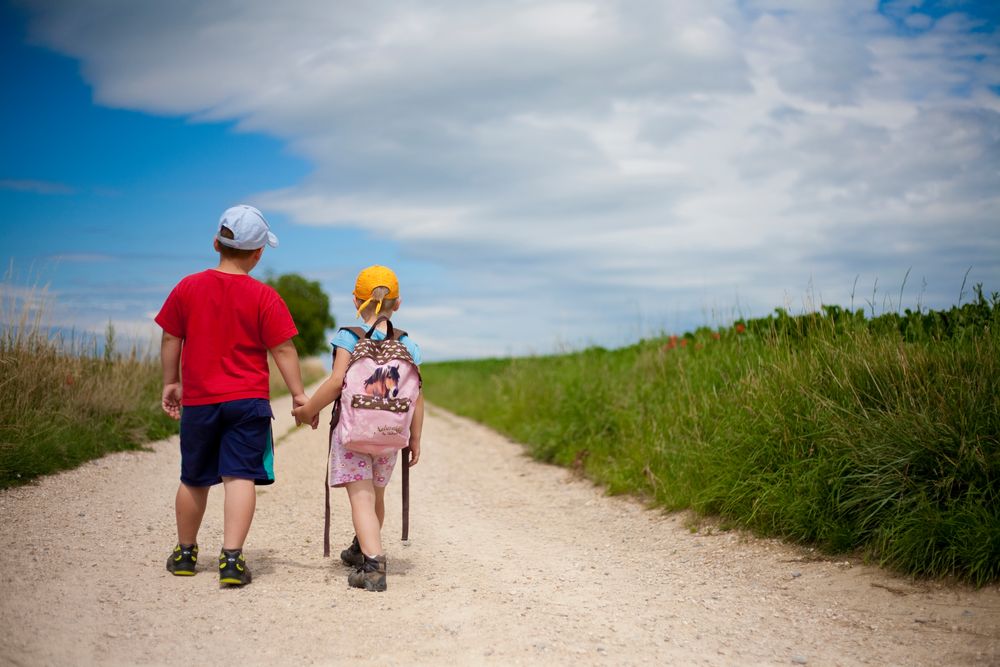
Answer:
[{"xmin": 1, "ymin": 390, "xmax": 998, "ymax": 666}]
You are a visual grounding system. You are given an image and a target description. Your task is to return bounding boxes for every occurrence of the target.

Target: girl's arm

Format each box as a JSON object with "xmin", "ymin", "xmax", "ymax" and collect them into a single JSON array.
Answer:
[
  {"xmin": 407, "ymin": 392, "xmax": 424, "ymax": 466},
  {"xmin": 292, "ymin": 347, "xmax": 351, "ymax": 428}
]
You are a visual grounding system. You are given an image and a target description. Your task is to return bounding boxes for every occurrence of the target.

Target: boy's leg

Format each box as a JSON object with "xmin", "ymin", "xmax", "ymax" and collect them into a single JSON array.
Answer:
[
  {"xmin": 175, "ymin": 482, "xmax": 210, "ymax": 544},
  {"xmin": 170, "ymin": 403, "xmax": 222, "ymax": 576},
  {"xmin": 217, "ymin": 398, "xmax": 273, "ymax": 551},
  {"xmin": 345, "ymin": 479, "xmax": 383, "ymax": 556},
  {"xmin": 218, "ymin": 476, "xmax": 255, "ymax": 587},
  {"xmin": 214, "ymin": 399, "xmax": 271, "ymax": 586},
  {"xmin": 222, "ymin": 477, "xmax": 256, "ymax": 550}
]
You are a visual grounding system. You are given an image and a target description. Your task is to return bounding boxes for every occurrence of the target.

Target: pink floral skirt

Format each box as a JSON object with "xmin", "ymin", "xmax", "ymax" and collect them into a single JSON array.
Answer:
[{"xmin": 328, "ymin": 430, "xmax": 399, "ymax": 488}]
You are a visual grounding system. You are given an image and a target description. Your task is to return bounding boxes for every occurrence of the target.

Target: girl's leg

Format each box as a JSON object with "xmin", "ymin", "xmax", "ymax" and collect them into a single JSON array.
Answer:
[
  {"xmin": 374, "ymin": 484, "xmax": 387, "ymax": 528},
  {"xmin": 175, "ymin": 482, "xmax": 210, "ymax": 545},
  {"xmin": 346, "ymin": 479, "xmax": 383, "ymax": 556}
]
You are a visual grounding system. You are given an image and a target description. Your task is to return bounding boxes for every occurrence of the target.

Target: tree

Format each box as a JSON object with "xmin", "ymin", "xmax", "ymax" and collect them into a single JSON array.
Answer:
[{"xmin": 266, "ymin": 273, "xmax": 335, "ymax": 356}]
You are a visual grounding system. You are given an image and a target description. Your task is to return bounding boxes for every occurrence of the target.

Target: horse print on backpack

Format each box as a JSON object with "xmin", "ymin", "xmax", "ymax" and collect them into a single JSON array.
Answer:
[
  {"xmin": 364, "ymin": 365, "xmax": 400, "ymax": 398},
  {"xmin": 336, "ymin": 319, "xmax": 421, "ymax": 456}
]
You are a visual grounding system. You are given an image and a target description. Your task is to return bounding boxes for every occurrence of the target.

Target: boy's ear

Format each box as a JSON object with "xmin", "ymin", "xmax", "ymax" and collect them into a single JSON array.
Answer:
[
  {"xmin": 393, "ymin": 298, "xmax": 402, "ymax": 312},
  {"xmin": 254, "ymin": 247, "xmax": 264, "ymax": 260},
  {"xmin": 213, "ymin": 238, "xmax": 221, "ymax": 252}
]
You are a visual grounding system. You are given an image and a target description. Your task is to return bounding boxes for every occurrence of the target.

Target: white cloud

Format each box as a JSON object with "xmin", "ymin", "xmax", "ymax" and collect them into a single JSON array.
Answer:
[{"xmin": 17, "ymin": 0, "xmax": 1000, "ymax": 357}]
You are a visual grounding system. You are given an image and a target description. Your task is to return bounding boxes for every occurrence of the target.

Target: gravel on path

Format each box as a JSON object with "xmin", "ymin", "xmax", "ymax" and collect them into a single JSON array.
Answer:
[{"xmin": 1, "ymin": 392, "xmax": 998, "ymax": 666}]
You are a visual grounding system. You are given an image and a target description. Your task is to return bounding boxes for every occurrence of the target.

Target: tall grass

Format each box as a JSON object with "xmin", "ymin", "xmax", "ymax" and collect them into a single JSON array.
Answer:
[
  {"xmin": 423, "ymin": 287, "xmax": 1000, "ymax": 585},
  {"xmin": 0, "ymin": 285, "xmax": 176, "ymax": 487}
]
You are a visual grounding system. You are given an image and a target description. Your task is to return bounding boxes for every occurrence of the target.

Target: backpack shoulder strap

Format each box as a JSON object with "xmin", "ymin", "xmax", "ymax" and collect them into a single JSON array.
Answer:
[
  {"xmin": 343, "ymin": 324, "xmax": 408, "ymax": 341},
  {"xmin": 340, "ymin": 326, "xmax": 367, "ymax": 339}
]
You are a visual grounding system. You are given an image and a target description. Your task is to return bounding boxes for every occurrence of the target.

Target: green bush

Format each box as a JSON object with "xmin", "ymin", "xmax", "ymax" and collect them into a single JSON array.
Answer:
[{"xmin": 266, "ymin": 273, "xmax": 335, "ymax": 356}]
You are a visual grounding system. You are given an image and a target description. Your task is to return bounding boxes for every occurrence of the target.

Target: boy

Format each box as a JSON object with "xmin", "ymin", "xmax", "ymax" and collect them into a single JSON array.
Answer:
[{"xmin": 155, "ymin": 204, "xmax": 308, "ymax": 586}]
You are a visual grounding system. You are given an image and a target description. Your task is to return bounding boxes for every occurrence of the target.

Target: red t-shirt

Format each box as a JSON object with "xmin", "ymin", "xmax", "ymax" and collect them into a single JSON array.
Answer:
[{"xmin": 155, "ymin": 270, "xmax": 299, "ymax": 406}]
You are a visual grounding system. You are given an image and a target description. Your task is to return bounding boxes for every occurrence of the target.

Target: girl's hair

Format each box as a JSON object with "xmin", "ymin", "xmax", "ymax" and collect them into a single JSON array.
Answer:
[{"xmin": 357, "ymin": 286, "xmax": 398, "ymax": 320}]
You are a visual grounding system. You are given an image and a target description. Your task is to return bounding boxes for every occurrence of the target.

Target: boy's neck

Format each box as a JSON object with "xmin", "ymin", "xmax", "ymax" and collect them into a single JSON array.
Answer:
[{"xmin": 215, "ymin": 257, "xmax": 256, "ymax": 275}]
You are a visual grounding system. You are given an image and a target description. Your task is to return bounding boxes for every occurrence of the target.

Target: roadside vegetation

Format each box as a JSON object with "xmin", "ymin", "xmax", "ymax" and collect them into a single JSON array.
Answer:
[
  {"xmin": 266, "ymin": 272, "xmax": 336, "ymax": 356},
  {"xmin": 0, "ymin": 294, "xmax": 174, "ymax": 487},
  {"xmin": 422, "ymin": 286, "xmax": 1000, "ymax": 585},
  {"xmin": 0, "ymin": 279, "xmax": 327, "ymax": 488}
]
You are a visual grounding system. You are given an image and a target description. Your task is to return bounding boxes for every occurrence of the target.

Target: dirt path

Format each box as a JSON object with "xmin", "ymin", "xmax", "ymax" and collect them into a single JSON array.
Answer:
[{"xmin": 1, "ymin": 391, "xmax": 998, "ymax": 666}]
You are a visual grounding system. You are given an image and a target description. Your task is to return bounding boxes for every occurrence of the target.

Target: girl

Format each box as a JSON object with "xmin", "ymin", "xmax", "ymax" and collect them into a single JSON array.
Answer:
[{"xmin": 292, "ymin": 265, "xmax": 423, "ymax": 592}]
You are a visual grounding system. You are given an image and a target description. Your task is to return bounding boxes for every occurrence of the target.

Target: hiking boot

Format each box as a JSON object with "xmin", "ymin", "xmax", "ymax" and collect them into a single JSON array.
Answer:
[
  {"xmin": 218, "ymin": 548, "xmax": 252, "ymax": 586},
  {"xmin": 347, "ymin": 554, "xmax": 387, "ymax": 592},
  {"xmin": 166, "ymin": 543, "xmax": 198, "ymax": 576},
  {"xmin": 340, "ymin": 535, "xmax": 364, "ymax": 568}
]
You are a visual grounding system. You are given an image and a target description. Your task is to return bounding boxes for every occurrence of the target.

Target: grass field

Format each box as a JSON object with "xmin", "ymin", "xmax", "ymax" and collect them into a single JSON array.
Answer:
[{"xmin": 422, "ymin": 287, "xmax": 1000, "ymax": 585}]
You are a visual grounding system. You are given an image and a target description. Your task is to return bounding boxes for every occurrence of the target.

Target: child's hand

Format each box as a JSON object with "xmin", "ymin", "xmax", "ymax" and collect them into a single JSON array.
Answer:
[
  {"xmin": 162, "ymin": 383, "xmax": 182, "ymax": 420},
  {"xmin": 292, "ymin": 405, "xmax": 317, "ymax": 429},
  {"xmin": 292, "ymin": 394, "xmax": 319, "ymax": 430},
  {"xmin": 291, "ymin": 404, "xmax": 309, "ymax": 427},
  {"xmin": 407, "ymin": 439, "xmax": 420, "ymax": 467}
]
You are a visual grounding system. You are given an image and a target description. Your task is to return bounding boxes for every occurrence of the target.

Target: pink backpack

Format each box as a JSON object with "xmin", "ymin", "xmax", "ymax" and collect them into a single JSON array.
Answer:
[
  {"xmin": 323, "ymin": 317, "xmax": 421, "ymax": 556},
  {"xmin": 335, "ymin": 318, "xmax": 421, "ymax": 455}
]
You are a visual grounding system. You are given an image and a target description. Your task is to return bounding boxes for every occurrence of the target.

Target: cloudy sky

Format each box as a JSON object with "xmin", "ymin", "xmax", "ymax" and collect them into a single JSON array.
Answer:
[{"xmin": 2, "ymin": 0, "xmax": 998, "ymax": 360}]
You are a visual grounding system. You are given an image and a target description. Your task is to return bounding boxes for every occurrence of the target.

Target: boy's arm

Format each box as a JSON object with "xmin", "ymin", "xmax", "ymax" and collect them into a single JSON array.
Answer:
[
  {"xmin": 292, "ymin": 347, "xmax": 350, "ymax": 429},
  {"xmin": 269, "ymin": 338, "xmax": 308, "ymax": 409},
  {"xmin": 161, "ymin": 331, "xmax": 183, "ymax": 420},
  {"xmin": 407, "ymin": 392, "xmax": 424, "ymax": 466}
]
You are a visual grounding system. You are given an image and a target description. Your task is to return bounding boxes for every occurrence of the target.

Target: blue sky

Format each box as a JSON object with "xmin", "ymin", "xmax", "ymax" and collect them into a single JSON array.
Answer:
[{"xmin": 1, "ymin": 0, "xmax": 998, "ymax": 360}]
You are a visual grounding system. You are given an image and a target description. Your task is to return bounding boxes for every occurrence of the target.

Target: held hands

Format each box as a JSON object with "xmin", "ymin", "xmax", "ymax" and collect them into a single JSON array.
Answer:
[
  {"xmin": 161, "ymin": 383, "xmax": 182, "ymax": 420},
  {"xmin": 292, "ymin": 394, "xmax": 320, "ymax": 430}
]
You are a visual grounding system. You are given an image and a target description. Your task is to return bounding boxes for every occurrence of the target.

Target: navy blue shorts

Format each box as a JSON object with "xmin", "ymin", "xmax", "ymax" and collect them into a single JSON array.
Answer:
[{"xmin": 179, "ymin": 398, "xmax": 275, "ymax": 487}]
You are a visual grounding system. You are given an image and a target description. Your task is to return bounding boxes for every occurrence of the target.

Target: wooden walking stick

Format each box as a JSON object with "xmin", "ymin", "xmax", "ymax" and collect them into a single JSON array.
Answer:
[
  {"xmin": 323, "ymin": 399, "xmax": 341, "ymax": 558},
  {"xmin": 402, "ymin": 446, "xmax": 410, "ymax": 540}
]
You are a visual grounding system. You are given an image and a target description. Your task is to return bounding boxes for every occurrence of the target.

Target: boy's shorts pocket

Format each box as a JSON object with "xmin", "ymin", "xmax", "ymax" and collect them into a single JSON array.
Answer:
[{"xmin": 253, "ymin": 400, "xmax": 274, "ymax": 421}]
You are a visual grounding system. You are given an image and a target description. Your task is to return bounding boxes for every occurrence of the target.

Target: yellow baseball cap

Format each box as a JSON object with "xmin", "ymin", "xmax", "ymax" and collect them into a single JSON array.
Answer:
[{"xmin": 353, "ymin": 265, "xmax": 399, "ymax": 316}]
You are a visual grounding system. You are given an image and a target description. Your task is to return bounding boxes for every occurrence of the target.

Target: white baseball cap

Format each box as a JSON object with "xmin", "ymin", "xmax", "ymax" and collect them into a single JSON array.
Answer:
[{"xmin": 216, "ymin": 204, "xmax": 279, "ymax": 250}]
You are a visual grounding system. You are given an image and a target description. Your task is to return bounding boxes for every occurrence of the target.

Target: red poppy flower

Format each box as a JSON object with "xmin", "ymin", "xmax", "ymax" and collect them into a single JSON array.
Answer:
[{"xmin": 735, "ymin": 323, "xmax": 746, "ymax": 334}]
